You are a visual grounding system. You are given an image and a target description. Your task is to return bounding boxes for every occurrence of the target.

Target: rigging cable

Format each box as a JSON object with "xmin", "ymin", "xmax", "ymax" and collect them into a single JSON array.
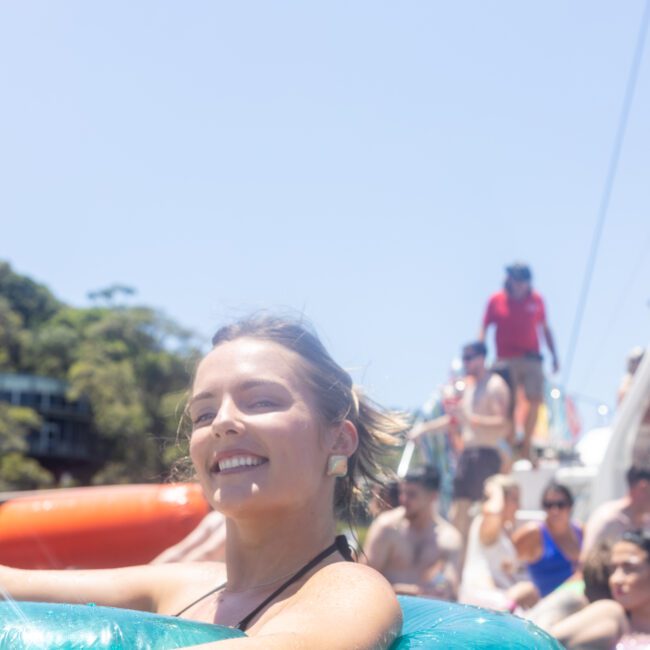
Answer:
[{"xmin": 562, "ymin": 0, "xmax": 650, "ymax": 390}]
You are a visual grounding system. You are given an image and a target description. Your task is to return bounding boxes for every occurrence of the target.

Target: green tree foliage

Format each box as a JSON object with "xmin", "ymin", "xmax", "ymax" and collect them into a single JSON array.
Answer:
[
  {"xmin": 0, "ymin": 452, "xmax": 55, "ymax": 490},
  {"xmin": 0, "ymin": 403, "xmax": 55, "ymax": 489},
  {"xmin": 0, "ymin": 262, "xmax": 61, "ymax": 328},
  {"xmin": 0, "ymin": 403, "xmax": 42, "ymax": 453},
  {"xmin": 0, "ymin": 262, "xmax": 203, "ymax": 488},
  {"xmin": 0, "ymin": 296, "xmax": 25, "ymax": 370}
]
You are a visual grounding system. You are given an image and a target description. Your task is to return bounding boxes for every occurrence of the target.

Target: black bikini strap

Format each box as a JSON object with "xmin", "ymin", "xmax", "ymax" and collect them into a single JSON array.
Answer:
[
  {"xmin": 236, "ymin": 534, "xmax": 352, "ymax": 631},
  {"xmin": 173, "ymin": 535, "xmax": 353, "ymax": 625},
  {"xmin": 174, "ymin": 580, "xmax": 228, "ymax": 618}
]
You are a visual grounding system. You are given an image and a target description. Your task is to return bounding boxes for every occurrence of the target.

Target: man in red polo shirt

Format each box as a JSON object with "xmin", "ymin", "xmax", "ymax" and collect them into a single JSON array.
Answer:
[{"xmin": 479, "ymin": 263, "xmax": 559, "ymax": 462}]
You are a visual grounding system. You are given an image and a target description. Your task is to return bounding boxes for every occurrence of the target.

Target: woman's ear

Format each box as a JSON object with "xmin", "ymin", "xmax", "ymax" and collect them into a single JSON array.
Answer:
[{"xmin": 330, "ymin": 419, "xmax": 359, "ymax": 458}]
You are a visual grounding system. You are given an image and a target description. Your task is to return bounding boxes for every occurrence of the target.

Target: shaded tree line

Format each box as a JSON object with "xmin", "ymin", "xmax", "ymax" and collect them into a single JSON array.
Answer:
[{"xmin": 0, "ymin": 261, "xmax": 202, "ymax": 489}]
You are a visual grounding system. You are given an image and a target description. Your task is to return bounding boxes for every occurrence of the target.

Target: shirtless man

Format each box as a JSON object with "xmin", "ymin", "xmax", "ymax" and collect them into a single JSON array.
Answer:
[
  {"xmin": 362, "ymin": 466, "xmax": 462, "ymax": 600},
  {"xmin": 581, "ymin": 465, "xmax": 650, "ymax": 560},
  {"xmin": 410, "ymin": 341, "xmax": 511, "ymax": 542}
]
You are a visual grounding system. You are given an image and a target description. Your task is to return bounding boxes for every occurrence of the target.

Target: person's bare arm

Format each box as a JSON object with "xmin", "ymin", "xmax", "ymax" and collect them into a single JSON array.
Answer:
[
  {"xmin": 417, "ymin": 524, "xmax": 461, "ymax": 601},
  {"xmin": 579, "ymin": 505, "xmax": 615, "ymax": 563},
  {"xmin": 361, "ymin": 518, "xmax": 393, "ymax": 574},
  {"xmin": 407, "ymin": 415, "xmax": 451, "ymax": 440},
  {"xmin": 151, "ymin": 511, "xmax": 226, "ymax": 564},
  {"xmin": 512, "ymin": 523, "xmax": 542, "ymax": 563},
  {"xmin": 180, "ymin": 563, "xmax": 402, "ymax": 650},
  {"xmin": 542, "ymin": 323, "xmax": 559, "ymax": 374},
  {"xmin": 551, "ymin": 599, "xmax": 627, "ymax": 649},
  {"xmin": 479, "ymin": 299, "xmax": 494, "ymax": 343},
  {"xmin": 434, "ymin": 554, "xmax": 460, "ymax": 601},
  {"xmin": 479, "ymin": 484, "xmax": 505, "ymax": 547},
  {"xmin": 0, "ymin": 562, "xmax": 183, "ymax": 613}
]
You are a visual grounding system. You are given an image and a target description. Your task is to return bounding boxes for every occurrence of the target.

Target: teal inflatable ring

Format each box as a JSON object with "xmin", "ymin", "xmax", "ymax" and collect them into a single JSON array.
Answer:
[
  {"xmin": 395, "ymin": 596, "xmax": 563, "ymax": 649},
  {"xmin": 0, "ymin": 598, "xmax": 562, "ymax": 649},
  {"xmin": 0, "ymin": 602, "xmax": 245, "ymax": 648}
]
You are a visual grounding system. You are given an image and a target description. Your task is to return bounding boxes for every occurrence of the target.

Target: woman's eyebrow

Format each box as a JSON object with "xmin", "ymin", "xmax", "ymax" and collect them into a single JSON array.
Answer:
[
  {"xmin": 188, "ymin": 391, "xmax": 214, "ymax": 407},
  {"xmin": 188, "ymin": 381, "xmax": 287, "ymax": 407},
  {"xmin": 239, "ymin": 379, "xmax": 286, "ymax": 391}
]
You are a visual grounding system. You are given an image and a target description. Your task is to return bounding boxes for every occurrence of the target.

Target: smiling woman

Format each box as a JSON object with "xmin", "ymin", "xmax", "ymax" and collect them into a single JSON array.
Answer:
[
  {"xmin": 0, "ymin": 315, "xmax": 407, "ymax": 650},
  {"xmin": 551, "ymin": 530, "xmax": 650, "ymax": 649}
]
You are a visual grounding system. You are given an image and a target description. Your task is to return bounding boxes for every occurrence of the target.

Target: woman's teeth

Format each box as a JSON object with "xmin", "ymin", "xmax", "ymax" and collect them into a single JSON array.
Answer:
[{"xmin": 218, "ymin": 456, "xmax": 265, "ymax": 472}]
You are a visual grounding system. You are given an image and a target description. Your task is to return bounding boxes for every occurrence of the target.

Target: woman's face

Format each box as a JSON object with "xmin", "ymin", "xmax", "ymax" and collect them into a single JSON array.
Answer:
[
  {"xmin": 188, "ymin": 338, "xmax": 333, "ymax": 517},
  {"xmin": 609, "ymin": 541, "xmax": 650, "ymax": 612},
  {"xmin": 542, "ymin": 489, "xmax": 572, "ymax": 529}
]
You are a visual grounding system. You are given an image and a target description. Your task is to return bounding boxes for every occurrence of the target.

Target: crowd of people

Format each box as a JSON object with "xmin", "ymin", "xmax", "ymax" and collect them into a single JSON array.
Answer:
[
  {"xmin": 0, "ymin": 262, "xmax": 649, "ymax": 649},
  {"xmin": 359, "ymin": 464, "xmax": 650, "ymax": 648}
]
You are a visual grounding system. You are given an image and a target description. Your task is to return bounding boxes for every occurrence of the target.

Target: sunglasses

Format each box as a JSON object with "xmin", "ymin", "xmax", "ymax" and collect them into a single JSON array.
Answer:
[
  {"xmin": 542, "ymin": 500, "xmax": 570, "ymax": 510},
  {"xmin": 462, "ymin": 353, "xmax": 479, "ymax": 362}
]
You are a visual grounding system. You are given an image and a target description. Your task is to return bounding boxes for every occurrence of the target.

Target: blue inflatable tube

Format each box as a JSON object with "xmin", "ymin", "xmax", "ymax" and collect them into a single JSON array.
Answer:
[
  {"xmin": 0, "ymin": 597, "xmax": 562, "ymax": 649},
  {"xmin": 394, "ymin": 596, "xmax": 563, "ymax": 649},
  {"xmin": 0, "ymin": 602, "xmax": 245, "ymax": 648}
]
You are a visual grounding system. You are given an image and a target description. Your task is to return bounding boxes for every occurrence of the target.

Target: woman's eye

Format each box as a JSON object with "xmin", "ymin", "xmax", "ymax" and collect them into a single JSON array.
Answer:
[
  {"xmin": 192, "ymin": 412, "xmax": 215, "ymax": 426},
  {"xmin": 251, "ymin": 399, "xmax": 276, "ymax": 409}
]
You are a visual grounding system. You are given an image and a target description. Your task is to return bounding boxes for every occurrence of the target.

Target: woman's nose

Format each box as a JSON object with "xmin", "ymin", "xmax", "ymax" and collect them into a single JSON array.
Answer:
[
  {"xmin": 609, "ymin": 567, "xmax": 624, "ymax": 585},
  {"xmin": 211, "ymin": 398, "xmax": 242, "ymax": 437}
]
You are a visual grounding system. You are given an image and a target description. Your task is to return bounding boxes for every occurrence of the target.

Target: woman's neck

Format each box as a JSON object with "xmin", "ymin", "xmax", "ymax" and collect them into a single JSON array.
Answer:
[
  {"xmin": 223, "ymin": 505, "xmax": 338, "ymax": 592},
  {"xmin": 546, "ymin": 519, "xmax": 571, "ymax": 536},
  {"xmin": 630, "ymin": 602, "xmax": 650, "ymax": 633}
]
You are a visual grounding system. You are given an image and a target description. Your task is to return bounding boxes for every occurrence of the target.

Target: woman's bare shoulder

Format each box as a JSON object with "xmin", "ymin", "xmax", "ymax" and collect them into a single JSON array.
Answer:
[
  {"xmin": 512, "ymin": 521, "xmax": 540, "ymax": 540},
  {"xmin": 512, "ymin": 522, "xmax": 542, "ymax": 559},
  {"xmin": 308, "ymin": 560, "xmax": 397, "ymax": 590},
  {"xmin": 250, "ymin": 562, "xmax": 401, "ymax": 649}
]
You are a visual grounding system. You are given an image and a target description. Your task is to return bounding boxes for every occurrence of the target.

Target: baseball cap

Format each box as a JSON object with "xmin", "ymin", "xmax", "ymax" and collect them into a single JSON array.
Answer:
[{"xmin": 505, "ymin": 262, "xmax": 532, "ymax": 282}]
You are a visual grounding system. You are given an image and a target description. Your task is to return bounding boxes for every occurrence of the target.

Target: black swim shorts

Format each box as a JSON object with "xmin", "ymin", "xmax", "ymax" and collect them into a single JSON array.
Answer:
[{"xmin": 453, "ymin": 446, "xmax": 501, "ymax": 501}]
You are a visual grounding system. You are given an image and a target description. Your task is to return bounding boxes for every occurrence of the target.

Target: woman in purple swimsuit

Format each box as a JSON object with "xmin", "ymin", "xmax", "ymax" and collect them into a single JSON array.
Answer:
[{"xmin": 513, "ymin": 482, "xmax": 583, "ymax": 597}]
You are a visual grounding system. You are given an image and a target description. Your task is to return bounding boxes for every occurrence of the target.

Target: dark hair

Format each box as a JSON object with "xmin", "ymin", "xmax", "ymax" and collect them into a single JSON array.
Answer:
[
  {"xmin": 208, "ymin": 314, "xmax": 406, "ymax": 517},
  {"xmin": 463, "ymin": 341, "xmax": 487, "ymax": 358},
  {"xmin": 404, "ymin": 465, "xmax": 440, "ymax": 492},
  {"xmin": 626, "ymin": 465, "xmax": 650, "ymax": 488},
  {"xmin": 541, "ymin": 481, "xmax": 574, "ymax": 508},
  {"xmin": 621, "ymin": 529, "xmax": 650, "ymax": 557},
  {"xmin": 373, "ymin": 480, "xmax": 400, "ymax": 511},
  {"xmin": 583, "ymin": 541, "xmax": 613, "ymax": 602}
]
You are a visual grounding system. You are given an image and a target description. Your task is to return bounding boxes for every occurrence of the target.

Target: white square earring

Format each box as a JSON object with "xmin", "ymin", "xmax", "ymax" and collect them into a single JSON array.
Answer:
[{"xmin": 327, "ymin": 455, "xmax": 348, "ymax": 477}]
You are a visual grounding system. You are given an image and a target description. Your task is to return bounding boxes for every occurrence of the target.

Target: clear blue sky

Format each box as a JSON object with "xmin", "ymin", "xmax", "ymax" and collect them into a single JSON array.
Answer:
[{"xmin": 2, "ymin": 1, "xmax": 649, "ymax": 431}]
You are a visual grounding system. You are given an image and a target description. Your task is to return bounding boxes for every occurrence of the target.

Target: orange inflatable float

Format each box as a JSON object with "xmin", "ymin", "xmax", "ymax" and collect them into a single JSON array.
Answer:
[{"xmin": 0, "ymin": 483, "xmax": 210, "ymax": 569}]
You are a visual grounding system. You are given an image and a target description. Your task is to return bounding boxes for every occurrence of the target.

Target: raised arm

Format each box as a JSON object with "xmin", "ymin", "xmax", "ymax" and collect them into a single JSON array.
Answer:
[{"xmin": 479, "ymin": 482, "xmax": 506, "ymax": 547}]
